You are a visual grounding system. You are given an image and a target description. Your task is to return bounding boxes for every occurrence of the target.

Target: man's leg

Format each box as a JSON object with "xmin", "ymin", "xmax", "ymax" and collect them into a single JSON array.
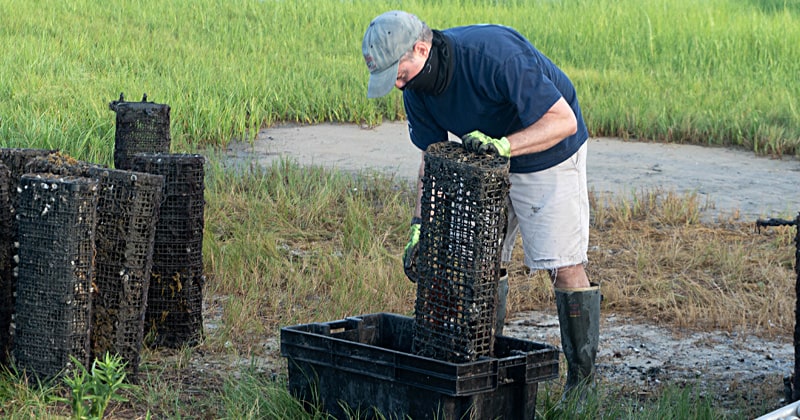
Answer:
[
  {"xmin": 507, "ymin": 143, "xmax": 599, "ymax": 401},
  {"xmin": 554, "ymin": 264, "xmax": 600, "ymax": 401}
]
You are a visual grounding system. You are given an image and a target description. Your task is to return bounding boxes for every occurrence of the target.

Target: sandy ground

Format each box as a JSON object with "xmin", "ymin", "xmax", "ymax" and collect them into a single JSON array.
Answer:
[
  {"xmin": 225, "ymin": 122, "xmax": 800, "ymax": 415},
  {"xmin": 227, "ymin": 121, "xmax": 800, "ymax": 222}
]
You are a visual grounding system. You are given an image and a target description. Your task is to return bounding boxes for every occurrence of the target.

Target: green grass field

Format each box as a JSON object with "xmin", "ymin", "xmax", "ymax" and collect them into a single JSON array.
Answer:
[
  {"xmin": 1, "ymin": 0, "xmax": 799, "ymax": 418},
  {"xmin": 1, "ymin": 0, "xmax": 798, "ymax": 159}
]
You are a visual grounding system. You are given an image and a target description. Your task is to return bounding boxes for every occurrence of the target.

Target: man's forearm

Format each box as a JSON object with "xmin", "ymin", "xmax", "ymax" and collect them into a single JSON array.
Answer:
[{"xmin": 507, "ymin": 97, "xmax": 577, "ymax": 157}]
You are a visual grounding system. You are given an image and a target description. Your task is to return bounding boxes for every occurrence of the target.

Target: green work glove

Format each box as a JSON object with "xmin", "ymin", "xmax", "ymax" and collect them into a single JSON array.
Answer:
[
  {"xmin": 462, "ymin": 130, "xmax": 511, "ymax": 158},
  {"xmin": 402, "ymin": 222, "xmax": 421, "ymax": 282}
]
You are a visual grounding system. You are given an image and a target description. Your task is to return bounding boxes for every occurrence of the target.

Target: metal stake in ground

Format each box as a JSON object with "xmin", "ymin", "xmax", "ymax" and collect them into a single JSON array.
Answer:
[{"xmin": 756, "ymin": 213, "xmax": 800, "ymax": 403}]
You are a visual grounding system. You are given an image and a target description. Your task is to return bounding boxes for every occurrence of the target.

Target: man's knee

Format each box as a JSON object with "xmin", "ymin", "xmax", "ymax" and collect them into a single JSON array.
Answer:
[{"xmin": 552, "ymin": 264, "xmax": 589, "ymax": 289}]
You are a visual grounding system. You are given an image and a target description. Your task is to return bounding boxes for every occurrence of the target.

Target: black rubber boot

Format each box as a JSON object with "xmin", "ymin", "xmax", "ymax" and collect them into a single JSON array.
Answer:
[
  {"xmin": 555, "ymin": 283, "xmax": 601, "ymax": 402},
  {"xmin": 495, "ymin": 269, "xmax": 508, "ymax": 336}
]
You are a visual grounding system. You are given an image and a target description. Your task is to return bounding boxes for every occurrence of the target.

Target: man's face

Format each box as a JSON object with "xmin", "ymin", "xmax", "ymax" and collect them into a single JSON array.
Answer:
[{"xmin": 395, "ymin": 42, "xmax": 428, "ymax": 90}]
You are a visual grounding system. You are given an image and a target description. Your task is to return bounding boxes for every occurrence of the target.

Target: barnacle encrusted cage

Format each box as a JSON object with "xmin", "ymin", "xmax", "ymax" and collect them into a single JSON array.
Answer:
[
  {"xmin": 412, "ymin": 141, "xmax": 510, "ymax": 363},
  {"xmin": 88, "ymin": 167, "xmax": 164, "ymax": 378},
  {"xmin": 13, "ymin": 174, "xmax": 98, "ymax": 378}
]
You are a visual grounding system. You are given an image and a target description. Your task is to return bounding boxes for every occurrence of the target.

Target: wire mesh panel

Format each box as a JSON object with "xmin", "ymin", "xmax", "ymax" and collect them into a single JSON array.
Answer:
[
  {"xmin": 88, "ymin": 168, "xmax": 164, "ymax": 378},
  {"xmin": 412, "ymin": 142, "xmax": 510, "ymax": 363},
  {"xmin": 0, "ymin": 149, "xmax": 58, "ymax": 365},
  {"xmin": 109, "ymin": 93, "xmax": 171, "ymax": 170},
  {"xmin": 0, "ymin": 164, "xmax": 12, "ymax": 365},
  {"xmin": 13, "ymin": 174, "xmax": 98, "ymax": 379},
  {"xmin": 129, "ymin": 153, "xmax": 205, "ymax": 348}
]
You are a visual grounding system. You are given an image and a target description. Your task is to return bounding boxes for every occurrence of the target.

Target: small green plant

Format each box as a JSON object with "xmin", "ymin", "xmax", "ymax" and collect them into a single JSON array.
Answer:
[{"xmin": 57, "ymin": 352, "xmax": 135, "ymax": 420}]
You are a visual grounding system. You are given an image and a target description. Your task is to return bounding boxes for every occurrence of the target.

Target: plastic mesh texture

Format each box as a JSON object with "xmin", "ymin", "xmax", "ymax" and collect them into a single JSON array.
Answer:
[
  {"xmin": 109, "ymin": 94, "xmax": 171, "ymax": 171},
  {"xmin": 412, "ymin": 142, "xmax": 510, "ymax": 363},
  {"xmin": 88, "ymin": 168, "xmax": 164, "ymax": 378},
  {"xmin": 129, "ymin": 153, "xmax": 205, "ymax": 348},
  {"xmin": 0, "ymin": 164, "xmax": 12, "ymax": 365},
  {"xmin": 13, "ymin": 174, "xmax": 98, "ymax": 379}
]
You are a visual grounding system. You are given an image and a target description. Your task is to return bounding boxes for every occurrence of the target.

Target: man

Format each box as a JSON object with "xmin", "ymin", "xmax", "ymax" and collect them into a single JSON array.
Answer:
[{"xmin": 362, "ymin": 11, "xmax": 600, "ymax": 400}]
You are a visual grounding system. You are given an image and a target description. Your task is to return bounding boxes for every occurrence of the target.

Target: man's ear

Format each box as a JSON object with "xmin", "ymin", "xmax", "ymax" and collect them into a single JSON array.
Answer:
[{"xmin": 414, "ymin": 41, "xmax": 431, "ymax": 59}]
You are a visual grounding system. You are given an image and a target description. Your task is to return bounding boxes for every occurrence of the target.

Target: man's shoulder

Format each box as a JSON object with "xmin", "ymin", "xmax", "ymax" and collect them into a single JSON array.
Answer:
[
  {"xmin": 445, "ymin": 24, "xmax": 533, "ymax": 56},
  {"xmin": 444, "ymin": 24, "xmax": 519, "ymax": 39}
]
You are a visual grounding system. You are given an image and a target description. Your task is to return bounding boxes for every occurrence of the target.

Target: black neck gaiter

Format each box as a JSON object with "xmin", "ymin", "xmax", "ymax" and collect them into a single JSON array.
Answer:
[{"xmin": 402, "ymin": 30, "xmax": 453, "ymax": 96}]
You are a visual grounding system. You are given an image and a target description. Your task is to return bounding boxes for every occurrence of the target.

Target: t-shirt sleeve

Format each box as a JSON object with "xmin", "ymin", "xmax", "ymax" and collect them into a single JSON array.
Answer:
[
  {"xmin": 493, "ymin": 53, "xmax": 562, "ymax": 129},
  {"xmin": 403, "ymin": 92, "xmax": 449, "ymax": 151}
]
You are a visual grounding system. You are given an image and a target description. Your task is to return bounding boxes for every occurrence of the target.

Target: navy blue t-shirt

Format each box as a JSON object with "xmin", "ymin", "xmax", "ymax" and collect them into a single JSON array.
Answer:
[{"xmin": 404, "ymin": 24, "xmax": 588, "ymax": 173}]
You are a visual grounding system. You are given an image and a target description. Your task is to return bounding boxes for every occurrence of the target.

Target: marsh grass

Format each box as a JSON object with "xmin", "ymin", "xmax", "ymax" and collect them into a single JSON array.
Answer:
[
  {"xmin": 507, "ymin": 188, "xmax": 796, "ymax": 339},
  {"xmin": 1, "ymin": 0, "xmax": 798, "ymax": 160},
  {"xmin": 203, "ymin": 158, "xmax": 415, "ymax": 351}
]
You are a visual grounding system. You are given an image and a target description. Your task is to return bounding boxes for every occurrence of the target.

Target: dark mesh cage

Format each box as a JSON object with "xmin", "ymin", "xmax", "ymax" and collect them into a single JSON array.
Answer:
[
  {"xmin": 129, "ymin": 153, "xmax": 205, "ymax": 348},
  {"xmin": 412, "ymin": 142, "xmax": 510, "ymax": 363},
  {"xmin": 13, "ymin": 174, "xmax": 98, "ymax": 379},
  {"xmin": 0, "ymin": 164, "xmax": 12, "ymax": 365},
  {"xmin": 109, "ymin": 93, "xmax": 171, "ymax": 171},
  {"xmin": 88, "ymin": 168, "xmax": 164, "ymax": 378},
  {"xmin": 0, "ymin": 149, "xmax": 58, "ymax": 366}
]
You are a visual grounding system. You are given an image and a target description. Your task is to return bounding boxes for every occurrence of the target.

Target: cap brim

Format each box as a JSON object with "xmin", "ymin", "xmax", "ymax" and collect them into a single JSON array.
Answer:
[{"xmin": 367, "ymin": 61, "xmax": 400, "ymax": 98}]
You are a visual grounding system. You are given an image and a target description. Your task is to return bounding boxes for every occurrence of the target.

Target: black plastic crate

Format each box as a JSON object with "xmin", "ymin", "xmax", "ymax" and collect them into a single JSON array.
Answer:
[{"xmin": 280, "ymin": 313, "xmax": 558, "ymax": 420}]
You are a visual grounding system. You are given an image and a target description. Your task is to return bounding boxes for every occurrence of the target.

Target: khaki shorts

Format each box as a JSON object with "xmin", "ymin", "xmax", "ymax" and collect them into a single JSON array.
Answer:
[{"xmin": 501, "ymin": 142, "xmax": 589, "ymax": 271}]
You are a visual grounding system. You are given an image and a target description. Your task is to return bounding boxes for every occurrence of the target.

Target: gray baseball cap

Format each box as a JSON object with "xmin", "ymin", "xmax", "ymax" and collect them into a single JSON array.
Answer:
[{"xmin": 362, "ymin": 11, "xmax": 424, "ymax": 98}]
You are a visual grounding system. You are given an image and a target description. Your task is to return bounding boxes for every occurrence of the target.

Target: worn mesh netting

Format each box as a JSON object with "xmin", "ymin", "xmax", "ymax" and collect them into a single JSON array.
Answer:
[
  {"xmin": 13, "ymin": 174, "xmax": 98, "ymax": 379},
  {"xmin": 109, "ymin": 94, "xmax": 171, "ymax": 170},
  {"xmin": 412, "ymin": 142, "xmax": 510, "ymax": 363},
  {"xmin": 88, "ymin": 168, "xmax": 163, "ymax": 378},
  {"xmin": 129, "ymin": 153, "xmax": 205, "ymax": 348}
]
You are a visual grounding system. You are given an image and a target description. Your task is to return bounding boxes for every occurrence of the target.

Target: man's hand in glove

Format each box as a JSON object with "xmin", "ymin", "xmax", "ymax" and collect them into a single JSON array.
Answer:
[
  {"xmin": 402, "ymin": 221, "xmax": 421, "ymax": 282},
  {"xmin": 462, "ymin": 130, "xmax": 511, "ymax": 158}
]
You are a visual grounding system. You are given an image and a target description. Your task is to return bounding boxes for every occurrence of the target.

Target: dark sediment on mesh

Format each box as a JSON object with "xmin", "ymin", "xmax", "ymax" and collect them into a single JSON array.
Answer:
[
  {"xmin": 412, "ymin": 142, "xmax": 510, "ymax": 363},
  {"xmin": 109, "ymin": 94, "xmax": 172, "ymax": 171},
  {"xmin": 129, "ymin": 153, "xmax": 205, "ymax": 349},
  {"xmin": 12, "ymin": 173, "xmax": 98, "ymax": 379},
  {"xmin": 89, "ymin": 167, "xmax": 164, "ymax": 378}
]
